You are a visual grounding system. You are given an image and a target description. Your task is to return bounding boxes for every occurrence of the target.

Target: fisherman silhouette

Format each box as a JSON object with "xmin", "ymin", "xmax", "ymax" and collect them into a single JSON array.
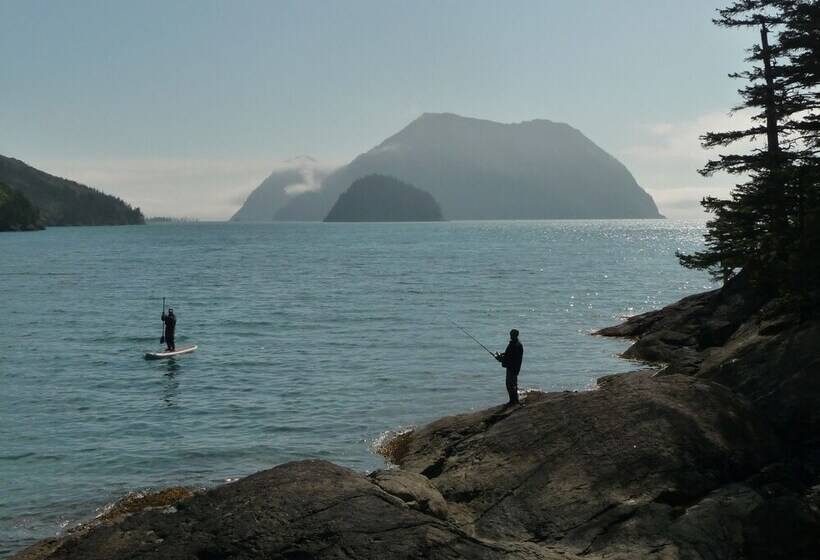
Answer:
[
  {"xmin": 495, "ymin": 329, "xmax": 523, "ymax": 406},
  {"xmin": 161, "ymin": 308, "xmax": 177, "ymax": 351}
]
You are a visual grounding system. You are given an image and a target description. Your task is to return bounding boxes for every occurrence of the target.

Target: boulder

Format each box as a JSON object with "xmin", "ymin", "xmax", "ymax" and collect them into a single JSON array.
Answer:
[
  {"xmin": 12, "ymin": 460, "xmax": 563, "ymax": 560},
  {"xmin": 389, "ymin": 371, "xmax": 785, "ymax": 557},
  {"xmin": 369, "ymin": 469, "xmax": 449, "ymax": 520}
]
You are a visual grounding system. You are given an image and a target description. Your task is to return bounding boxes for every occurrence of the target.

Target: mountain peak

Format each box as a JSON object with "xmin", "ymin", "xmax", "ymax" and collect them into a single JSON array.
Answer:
[
  {"xmin": 236, "ymin": 114, "xmax": 663, "ymax": 221},
  {"xmin": 285, "ymin": 155, "xmax": 318, "ymax": 164},
  {"xmin": 410, "ymin": 112, "xmax": 566, "ymax": 128}
]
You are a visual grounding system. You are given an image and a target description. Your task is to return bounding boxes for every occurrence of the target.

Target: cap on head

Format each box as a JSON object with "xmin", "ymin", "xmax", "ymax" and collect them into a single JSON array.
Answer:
[
  {"xmin": 510, "ymin": 329, "xmax": 519, "ymax": 338},
  {"xmin": 168, "ymin": 308, "xmax": 174, "ymax": 313}
]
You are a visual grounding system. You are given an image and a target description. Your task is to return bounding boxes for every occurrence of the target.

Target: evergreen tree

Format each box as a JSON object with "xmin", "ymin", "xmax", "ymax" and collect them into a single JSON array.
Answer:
[
  {"xmin": 679, "ymin": 0, "xmax": 819, "ymax": 292},
  {"xmin": 0, "ymin": 182, "xmax": 42, "ymax": 231},
  {"xmin": 778, "ymin": 1, "xmax": 820, "ymax": 287}
]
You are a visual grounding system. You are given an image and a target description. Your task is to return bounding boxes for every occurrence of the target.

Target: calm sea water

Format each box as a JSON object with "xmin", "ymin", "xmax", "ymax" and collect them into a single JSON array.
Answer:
[{"xmin": 0, "ymin": 221, "xmax": 711, "ymax": 556}]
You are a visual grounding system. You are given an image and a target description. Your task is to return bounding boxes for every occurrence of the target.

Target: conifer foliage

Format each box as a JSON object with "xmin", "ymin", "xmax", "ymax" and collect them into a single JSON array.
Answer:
[
  {"xmin": 679, "ymin": 0, "xmax": 820, "ymax": 294},
  {"xmin": 0, "ymin": 182, "xmax": 42, "ymax": 231}
]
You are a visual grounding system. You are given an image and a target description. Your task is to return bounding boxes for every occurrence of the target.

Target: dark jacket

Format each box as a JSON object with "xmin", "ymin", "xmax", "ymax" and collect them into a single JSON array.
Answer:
[
  {"xmin": 500, "ymin": 339, "xmax": 523, "ymax": 372},
  {"xmin": 162, "ymin": 312, "xmax": 176, "ymax": 336}
]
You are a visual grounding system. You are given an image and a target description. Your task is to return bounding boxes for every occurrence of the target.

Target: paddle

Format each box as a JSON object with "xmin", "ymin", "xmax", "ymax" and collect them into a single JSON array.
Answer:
[{"xmin": 160, "ymin": 297, "xmax": 166, "ymax": 345}]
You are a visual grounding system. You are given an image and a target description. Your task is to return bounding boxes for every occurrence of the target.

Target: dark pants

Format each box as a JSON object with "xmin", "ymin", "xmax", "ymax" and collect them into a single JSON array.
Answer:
[
  {"xmin": 505, "ymin": 368, "xmax": 519, "ymax": 404},
  {"xmin": 165, "ymin": 332, "xmax": 175, "ymax": 351}
]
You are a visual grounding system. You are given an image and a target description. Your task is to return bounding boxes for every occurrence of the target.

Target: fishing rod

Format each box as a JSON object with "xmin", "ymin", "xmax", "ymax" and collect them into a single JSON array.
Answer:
[{"xmin": 449, "ymin": 319, "xmax": 496, "ymax": 359}]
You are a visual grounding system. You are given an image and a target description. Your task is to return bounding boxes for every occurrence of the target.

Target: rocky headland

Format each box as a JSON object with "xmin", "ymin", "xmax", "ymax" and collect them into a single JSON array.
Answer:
[{"xmin": 13, "ymin": 278, "xmax": 820, "ymax": 559}]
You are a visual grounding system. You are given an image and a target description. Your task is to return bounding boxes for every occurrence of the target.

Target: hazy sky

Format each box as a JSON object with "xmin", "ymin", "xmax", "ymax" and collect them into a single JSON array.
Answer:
[{"xmin": 0, "ymin": 0, "xmax": 758, "ymax": 219}]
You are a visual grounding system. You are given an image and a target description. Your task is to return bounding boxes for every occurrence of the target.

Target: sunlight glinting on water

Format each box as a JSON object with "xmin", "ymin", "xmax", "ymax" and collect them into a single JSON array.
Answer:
[{"xmin": 0, "ymin": 220, "xmax": 711, "ymax": 555}]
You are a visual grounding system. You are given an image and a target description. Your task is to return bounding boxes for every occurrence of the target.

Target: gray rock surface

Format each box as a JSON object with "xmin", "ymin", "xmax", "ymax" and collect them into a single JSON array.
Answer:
[
  {"xmin": 389, "ymin": 371, "xmax": 792, "ymax": 558},
  {"xmin": 369, "ymin": 469, "xmax": 449, "ymax": 520},
  {"xmin": 14, "ymin": 460, "xmax": 558, "ymax": 560},
  {"xmin": 596, "ymin": 275, "xmax": 820, "ymax": 447}
]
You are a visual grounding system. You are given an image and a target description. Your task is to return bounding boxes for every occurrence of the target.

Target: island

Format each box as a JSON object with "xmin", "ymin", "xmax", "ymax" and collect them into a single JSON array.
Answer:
[
  {"xmin": 232, "ymin": 113, "xmax": 663, "ymax": 222},
  {"xmin": 0, "ymin": 182, "xmax": 42, "ymax": 231},
  {"xmin": 324, "ymin": 175, "xmax": 444, "ymax": 222}
]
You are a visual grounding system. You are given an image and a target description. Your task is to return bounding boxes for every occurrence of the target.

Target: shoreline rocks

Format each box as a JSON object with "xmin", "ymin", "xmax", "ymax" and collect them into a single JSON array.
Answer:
[
  {"xmin": 386, "ymin": 371, "xmax": 785, "ymax": 556},
  {"xmin": 15, "ymin": 371, "xmax": 819, "ymax": 559},
  {"xmin": 595, "ymin": 274, "xmax": 820, "ymax": 449},
  {"xmin": 13, "ymin": 280, "xmax": 820, "ymax": 559}
]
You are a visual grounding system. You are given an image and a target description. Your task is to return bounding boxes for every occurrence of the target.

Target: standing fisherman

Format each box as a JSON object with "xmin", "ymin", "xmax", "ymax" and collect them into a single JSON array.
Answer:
[
  {"xmin": 496, "ymin": 329, "xmax": 523, "ymax": 406},
  {"xmin": 162, "ymin": 308, "xmax": 177, "ymax": 351}
]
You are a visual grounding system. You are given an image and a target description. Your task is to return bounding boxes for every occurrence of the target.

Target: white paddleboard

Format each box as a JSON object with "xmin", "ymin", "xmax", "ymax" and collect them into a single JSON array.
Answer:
[{"xmin": 144, "ymin": 345, "xmax": 198, "ymax": 360}]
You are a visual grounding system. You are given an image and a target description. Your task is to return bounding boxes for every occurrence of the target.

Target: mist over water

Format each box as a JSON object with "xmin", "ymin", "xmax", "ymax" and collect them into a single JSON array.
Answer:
[{"xmin": 0, "ymin": 220, "xmax": 711, "ymax": 556}]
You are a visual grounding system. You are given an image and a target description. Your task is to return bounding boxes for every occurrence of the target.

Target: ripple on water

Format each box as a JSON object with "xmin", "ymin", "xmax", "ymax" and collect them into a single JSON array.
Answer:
[{"xmin": 0, "ymin": 220, "xmax": 710, "ymax": 556}]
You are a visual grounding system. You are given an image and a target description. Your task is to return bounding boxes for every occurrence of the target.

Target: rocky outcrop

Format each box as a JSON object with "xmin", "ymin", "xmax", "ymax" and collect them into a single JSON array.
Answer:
[
  {"xmin": 13, "ymin": 460, "xmax": 556, "ymax": 560},
  {"xmin": 369, "ymin": 469, "xmax": 449, "ymax": 520},
  {"xmin": 594, "ymin": 274, "xmax": 764, "ymax": 373},
  {"xmin": 387, "ymin": 371, "xmax": 814, "ymax": 559},
  {"xmin": 596, "ymin": 275, "xmax": 820, "ymax": 448},
  {"xmin": 16, "ymin": 369, "xmax": 820, "ymax": 560}
]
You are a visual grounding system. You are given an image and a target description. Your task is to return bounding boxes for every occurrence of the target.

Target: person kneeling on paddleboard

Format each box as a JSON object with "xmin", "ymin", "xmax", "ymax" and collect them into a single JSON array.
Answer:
[{"xmin": 161, "ymin": 308, "xmax": 177, "ymax": 351}]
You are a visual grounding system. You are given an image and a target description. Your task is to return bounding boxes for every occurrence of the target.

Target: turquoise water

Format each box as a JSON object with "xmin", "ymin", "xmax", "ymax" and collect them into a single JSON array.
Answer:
[{"xmin": 0, "ymin": 221, "xmax": 711, "ymax": 556}]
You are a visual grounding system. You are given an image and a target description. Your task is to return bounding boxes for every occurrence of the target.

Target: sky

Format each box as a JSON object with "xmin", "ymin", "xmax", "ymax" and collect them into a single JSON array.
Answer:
[{"xmin": 0, "ymin": 0, "xmax": 759, "ymax": 219}]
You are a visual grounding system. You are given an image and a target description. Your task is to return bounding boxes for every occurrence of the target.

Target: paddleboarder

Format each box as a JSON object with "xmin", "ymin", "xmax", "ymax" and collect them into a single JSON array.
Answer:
[
  {"xmin": 161, "ymin": 308, "xmax": 177, "ymax": 351},
  {"xmin": 495, "ymin": 329, "xmax": 523, "ymax": 406}
]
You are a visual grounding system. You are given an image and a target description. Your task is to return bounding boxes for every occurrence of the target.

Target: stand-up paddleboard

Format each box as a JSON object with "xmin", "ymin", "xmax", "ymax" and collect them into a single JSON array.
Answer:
[{"xmin": 145, "ymin": 345, "xmax": 198, "ymax": 360}]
